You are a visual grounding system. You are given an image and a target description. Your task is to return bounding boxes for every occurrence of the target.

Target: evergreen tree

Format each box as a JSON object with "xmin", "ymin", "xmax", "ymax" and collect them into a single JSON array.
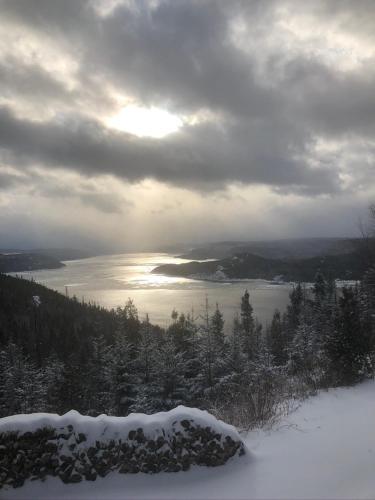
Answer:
[
  {"xmin": 199, "ymin": 297, "xmax": 215, "ymax": 389},
  {"xmin": 289, "ymin": 310, "xmax": 319, "ymax": 385},
  {"xmin": 105, "ymin": 335, "xmax": 138, "ymax": 415},
  {"xmin": 0, "ymin": 343, "xmax": 46, "ymax": 416},
  {"xmin": 116, "ymin": 299, "xmax": 141, "ymax": 346},
  {"xmin": 85, "ymin": 335, "xmax": 111, "ymax": 414},
  {"xmin": 168, "ymin": 311, "xmax": 195, "ymax": 354},
  {"xmin": 360, "ymin": 268, "xmax": 375, "ymax": 353},
  {"xmin": 226, "ymin": 315, "xmax": 247, "ymax": 377},
  {"xmin": 240, "ymin": 290, "xmax": 258, "ymax": 360},
  {"xmin": 210, "ymin": 304, "xmax": 228, "ymax": 378},
  {"xmin": 154, "ymin": 338, "xmax": 190, "ymax": 409},
  {"xmin": 211, "ymin": 304, "xmax": 225, "ymax": 352},
  {"xmin": 327, "ymin": 287, "xmax": 371, "ymax": 385},
  {"xmin": 136, "ymin": 316, "xmax": 158, "ymax": 385},
  {"xmin": 43, "ymin": 355, "xmax": 65, "ymax": 413},
  {"xmin": 267, "ymin": 309, "xmax": 287, "ymax": 365},
  {"xmin": 283, "ymin": 283, "xmax": 304, "ymax": 343},
  {"xmin": 313, "ymin": 271, "xmax": 327, "ymax": 305},
  {"xmin": 177, "ymin": 313, "xmax": 204, "ymax": 402},
  {"xmin": 58, "ymin": 356, "xmax": 87, "ymax": 413},
  {"xmin": 130, "ymin": 316, "xmax": 160, "ymax": 413}
]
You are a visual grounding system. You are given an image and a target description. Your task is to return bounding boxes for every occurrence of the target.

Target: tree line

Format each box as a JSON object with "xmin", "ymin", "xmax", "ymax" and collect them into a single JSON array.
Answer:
[{"xmin": 1, "ymin": 263, "xmax": 374, "ymax": 428}]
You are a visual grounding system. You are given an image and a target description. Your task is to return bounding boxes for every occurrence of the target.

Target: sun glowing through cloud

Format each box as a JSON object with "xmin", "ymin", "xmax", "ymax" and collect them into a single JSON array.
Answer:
[{"xmin": 107, "ymin": 105, "xmax": 182, "ymax": 138}]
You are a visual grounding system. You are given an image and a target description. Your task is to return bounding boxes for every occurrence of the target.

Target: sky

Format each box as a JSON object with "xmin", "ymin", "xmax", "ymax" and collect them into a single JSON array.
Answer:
[{"xmin": 0, "ymin": 0, "xmax": 374, "ymax": 251}]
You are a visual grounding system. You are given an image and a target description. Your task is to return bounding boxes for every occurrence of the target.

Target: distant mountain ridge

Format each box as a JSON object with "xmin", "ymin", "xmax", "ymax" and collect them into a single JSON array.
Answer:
[{"xmin": 178, "ymin": 237, "xmax": 357, "ymax": 261}]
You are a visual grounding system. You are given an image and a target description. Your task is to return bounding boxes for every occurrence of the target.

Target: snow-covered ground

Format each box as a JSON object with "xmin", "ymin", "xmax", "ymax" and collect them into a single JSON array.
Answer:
[{"xmin": 3, "ymin": 379, "xmax": 375, "ymax": 499}]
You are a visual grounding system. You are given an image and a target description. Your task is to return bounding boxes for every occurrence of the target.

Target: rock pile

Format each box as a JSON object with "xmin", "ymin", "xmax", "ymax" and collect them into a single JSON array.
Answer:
[{"xmin": 0, "ymin": 408, "xmax": 245, "ymax": 489}]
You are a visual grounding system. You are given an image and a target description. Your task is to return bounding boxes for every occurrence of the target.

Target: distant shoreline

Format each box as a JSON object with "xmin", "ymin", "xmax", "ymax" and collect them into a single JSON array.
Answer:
[
  {"xmin": 0, "ymin": 248, "xmax": 96, "ymax": 274},
  {"xmin": 154, "ymin": 271, "xmax": 357, "ymax": 288}
]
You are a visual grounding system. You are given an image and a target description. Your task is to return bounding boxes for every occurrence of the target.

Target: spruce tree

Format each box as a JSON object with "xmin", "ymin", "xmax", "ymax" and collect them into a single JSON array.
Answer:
[
  {"xmin": 284, "ymin": 282, "xmax": 304, "ymax": 344},
  {"xmin": 199, "ymin": 297, "xmax": 215, "ymax": 390},
  {"xmin": 43, "ymin": 355, "xmax": 65, "ymax": 413},
  {"xmin": 327, "ymin": 287, "xmax": 370, "ymax": 385},
  {"xmin": 226, "ymin": 315, "xmax": 246, "ymax": 377},
  {"xmin": 105, "ymin": 334, "xmax": 138, "ymax": 415},
  {"xmin": 313, "ymin": 271, "xmax": 327, "ymax": 305},
  {"xmin": 211, "ymin": 304, "xmax": 225, "ymax": 355},
  {"xmin": 267, "ymin": 309, "xmax": 287, "ymax": 365},
  {"xmin": 240, "ymin": 290, "xmax": 258, "ymax": 360},
  {"xmin": 85, "ymin": 335, "xmax": 111, "ymax": 414},
  {"xmin": 0, "ymin": 343, "xmax": 46, "ymax": 416},
  {"xmin": 116, "ymin": 299, "xmax": 141, "ymax": 346},
  {"xmin": 153, "ymin": 338, "xmax": 190, "ymax": 410}
]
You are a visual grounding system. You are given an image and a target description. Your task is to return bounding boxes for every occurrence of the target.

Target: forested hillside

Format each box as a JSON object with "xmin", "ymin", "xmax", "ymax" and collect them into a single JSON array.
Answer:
[
  {"xmin": 154, "ymin": 251, "xmax": 366, "ymax": 281},
  {"xmin": 0, "ymin": 253, "xmax": 65, "ymax": 273},
  {"xmin": 1, "ymin": 264, "xmax": 374, "ymax": 427}
]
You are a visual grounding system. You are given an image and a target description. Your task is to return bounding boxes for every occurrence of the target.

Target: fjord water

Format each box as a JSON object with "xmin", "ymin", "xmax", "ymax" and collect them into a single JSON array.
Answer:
[{"xmin": 15, "ymin": 253, "xmax": 292, "ymax": 329}]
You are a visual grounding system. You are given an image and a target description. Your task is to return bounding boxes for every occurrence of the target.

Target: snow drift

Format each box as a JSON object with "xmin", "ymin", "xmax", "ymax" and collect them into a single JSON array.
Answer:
[{"xmin": 0, "ymin": 406, "xmax": 245, "ymax": 489}]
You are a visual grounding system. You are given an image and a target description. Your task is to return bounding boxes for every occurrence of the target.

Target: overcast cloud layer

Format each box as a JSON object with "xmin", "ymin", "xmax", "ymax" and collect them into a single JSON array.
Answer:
[{"xmin": 0, "ymin": 0, "xmax": 374, "ymax": 249}]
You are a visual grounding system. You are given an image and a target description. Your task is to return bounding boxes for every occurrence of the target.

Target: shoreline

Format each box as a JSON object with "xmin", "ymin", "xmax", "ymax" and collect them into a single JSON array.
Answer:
[{"xmin": 153, "ymin": 271, "xmax": 358, "ymax": 288}]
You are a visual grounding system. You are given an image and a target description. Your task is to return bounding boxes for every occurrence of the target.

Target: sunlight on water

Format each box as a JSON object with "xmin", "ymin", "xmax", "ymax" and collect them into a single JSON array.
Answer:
[
  {"xmin": 128, "ymin": 273, "xmax": 192, "ymax": 286},
  {"xmin": 12, "ymin": 253, "xmax": 292, "ymax": 330}
]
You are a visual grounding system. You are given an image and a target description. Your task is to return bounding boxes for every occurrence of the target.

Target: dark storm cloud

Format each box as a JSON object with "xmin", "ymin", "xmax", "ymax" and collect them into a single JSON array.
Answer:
[
  {"xmin": 0, "ymin": 0, "xmax": 278, "ymax": 117},
  {"xmin": 81, "ymin": 1, "xmax": 279, "ymax": 118},
  {"xmin": 0, "ymin": 163, "xmax": 129, "ymax": 215},
  {"xmin": 30, "ymin": 173, "xmax": 132, "ymax": 214},
  {"xmin": 0, "ymin": 57, "xmax": 72, "ymax": 103},
  {"xmin": 0, "ymin": 105, "xmax": 339, "ymax": 194},
  {"xmin": 281, "ymin": 56, "xmax": 375, "ymax": 138},
  {"xmin": 0, "ymin": 0, "xmax": 374, "ymax": 195},
  {"xmin": 0, "ymin": 169, "xmax": 26, "ymax": 190},
  {"xmin": 0, "ymin": 0, "xmax": 92, "ymax": 36}
]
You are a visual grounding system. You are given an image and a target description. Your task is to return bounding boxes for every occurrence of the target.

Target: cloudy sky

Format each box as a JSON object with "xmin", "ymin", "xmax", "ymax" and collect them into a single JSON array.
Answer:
[{"xmin": 0, "ymin": 0, "xmax": 374, "ymax": 250}]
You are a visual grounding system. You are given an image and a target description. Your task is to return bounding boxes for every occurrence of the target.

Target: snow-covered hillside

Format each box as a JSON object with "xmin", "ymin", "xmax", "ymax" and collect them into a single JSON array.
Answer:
[{"xmin": 3, "ymin": 379, "xmax": 375, "ymax": 499}]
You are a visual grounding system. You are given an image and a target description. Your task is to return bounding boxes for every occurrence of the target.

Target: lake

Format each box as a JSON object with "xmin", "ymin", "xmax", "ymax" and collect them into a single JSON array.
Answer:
[{"xmin": 13, "ymin": 253, "xmax": 293, "ymax": 330}]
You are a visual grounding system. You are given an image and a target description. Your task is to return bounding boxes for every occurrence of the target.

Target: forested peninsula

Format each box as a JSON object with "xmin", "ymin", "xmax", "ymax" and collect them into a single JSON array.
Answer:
[
  {"xmin": 0, "ymin": 253, "xmax": 65, "ymax": 273},
  {"xmin": 153, "ymin": 251, "xmax": 366, "ymax": 282}
]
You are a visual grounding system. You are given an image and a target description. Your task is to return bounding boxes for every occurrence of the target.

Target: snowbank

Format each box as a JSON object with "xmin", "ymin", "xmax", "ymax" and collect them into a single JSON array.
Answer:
[
  {"xmin": 0, "ymin": 406, "xmax": 245, "ymax": 489},
  {"xmin": 3, "ymin": 380, "xmax": 375, "ymax": 499},
  {"xmin": 0, "ymin": 406, "xmax": 241, "ymax": 443}
]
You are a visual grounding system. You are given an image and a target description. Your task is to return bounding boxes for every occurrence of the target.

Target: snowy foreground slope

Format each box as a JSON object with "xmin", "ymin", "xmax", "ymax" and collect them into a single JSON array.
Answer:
[{"xmin": 4, "ymin": 380, "xmax": 375, "ymax": 500}]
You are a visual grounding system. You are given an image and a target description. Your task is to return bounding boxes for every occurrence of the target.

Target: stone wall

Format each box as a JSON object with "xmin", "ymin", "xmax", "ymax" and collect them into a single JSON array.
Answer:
[{"xmin": 0, "ymin": 408, "xmax": 245, "ymax": 489}]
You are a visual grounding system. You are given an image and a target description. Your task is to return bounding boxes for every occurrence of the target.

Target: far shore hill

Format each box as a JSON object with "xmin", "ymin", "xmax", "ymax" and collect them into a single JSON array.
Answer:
[
  {"xmin": 154, "ymin": 238, "xmax": 366, "ymax": 283},
  {"xmin": 0, "ymin": 248, "xmax": 94, "ymax": 274},
  {"xmin": 176, "ymin": 237, "xmax": 358, "ymax": 261}
]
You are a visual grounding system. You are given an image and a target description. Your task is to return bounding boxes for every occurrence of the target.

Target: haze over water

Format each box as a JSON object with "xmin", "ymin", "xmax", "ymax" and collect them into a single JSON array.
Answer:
[{"xmin": 14, "ymin": 253, "xmax": 292, "ymax": 330}]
